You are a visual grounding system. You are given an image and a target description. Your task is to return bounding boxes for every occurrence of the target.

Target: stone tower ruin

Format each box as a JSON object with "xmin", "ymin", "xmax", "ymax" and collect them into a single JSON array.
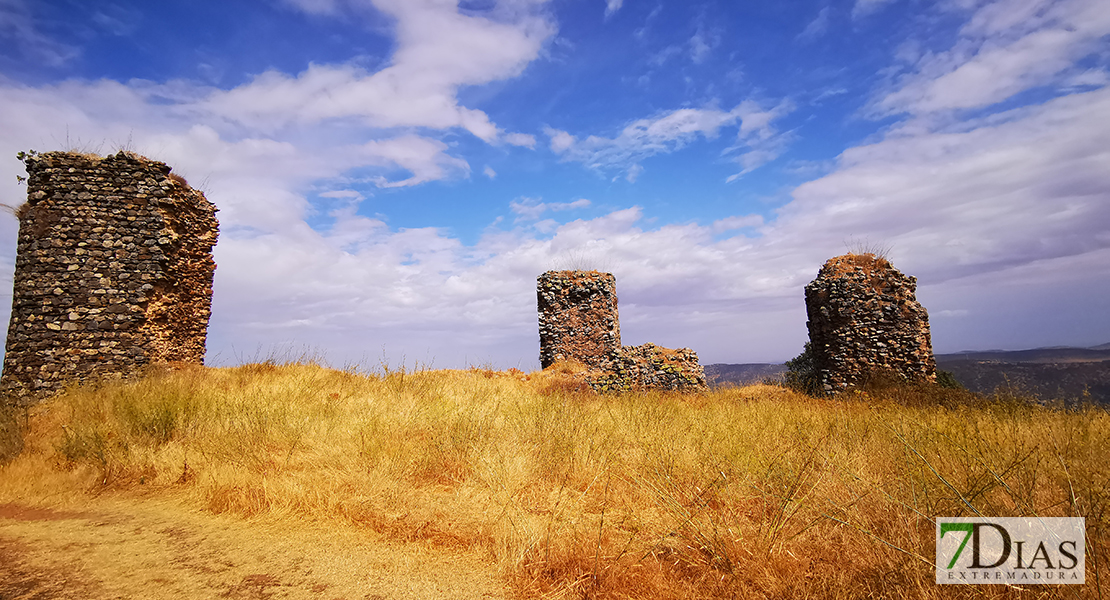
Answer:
[
  {"xmin": 804, "ymin": 253, "xmax": 936, "ymax": 392},
  {"xmin": 537, "ymin": 270, "xmax": 706, "ymax": 392},
  {"xmin": 538, "ymin": 270, "xmax": 621, "ymax": 370},
  {"xmin": 1, "ymin": 150, "xmax": 219, "ymax": 400}
]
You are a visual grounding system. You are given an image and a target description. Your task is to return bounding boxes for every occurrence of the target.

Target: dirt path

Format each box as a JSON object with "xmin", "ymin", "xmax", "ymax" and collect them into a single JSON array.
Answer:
[{"xmin": 0, "ymin": 495, "xmax": 508, "ymax": 600}]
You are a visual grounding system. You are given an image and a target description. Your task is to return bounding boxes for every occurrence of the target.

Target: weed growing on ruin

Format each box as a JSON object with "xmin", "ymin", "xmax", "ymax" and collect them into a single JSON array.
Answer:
[
  {"xmin": 1, "ymin": 364, "xmax": 1106, "ymax": 599},
  {"xmin": 0, "ymin": 202, "xmax": 31, "ymax": 220},
  {"xmin": 167, "ymin": 172, "xmax": 189, "ymax": 187},
  {"xmin": 843, "ymin": 238, "xmax": 893, "ymax": 261},
  {"xmin": 15, "ymin": 149, "xmax": 39, "ymax": 163},
  {"xmin": 554, "ymin": 248, "xmax": 614, "ymax": 273},
  {"xmin": 14, "ymin": 149, "xmax": 37, "ymax": 186}
]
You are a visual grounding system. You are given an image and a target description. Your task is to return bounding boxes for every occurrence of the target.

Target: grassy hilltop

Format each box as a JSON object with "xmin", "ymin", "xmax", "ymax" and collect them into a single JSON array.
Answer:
[{"xmin": 1, "ymin": 363, "xmax": 1107, "ymax": 599}]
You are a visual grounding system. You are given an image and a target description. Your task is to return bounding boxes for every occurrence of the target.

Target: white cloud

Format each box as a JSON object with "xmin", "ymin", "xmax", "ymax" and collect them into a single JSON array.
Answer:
[
  {"xmin": 509, "ymin": 197, "xmax": 591, "ymax": 221},
  {"xmin": 1064, "ymin": 68, "xmax": 1110, "ymax": 89},
  {"xmin": 547, "ymin": 99, "xmax": 794, "ymax": 179},
  {"xmin": 798, "ymin": 7, "xmax": 831, "ymax": 40},
  {"xmin": 2, "ymin": 78, "xmax": 1107, "ymax": 367},
  {"xmin": 604, "ymin": 0, "xmax": 623, "ymax": 18},
  {"xmin": 483, "ymin": 165, "xmax": 497, "ymax": 179},
  {"xmin": 508, "ymin": 197, "xmax": 544, "ymax": 220},
  {"xmin": 202, "ymin": 0, "xmax": 554, "ymax": 141},
  {"xmin": 648, "ymin": 44, "xmax": 684, "ymax": 67},
  {"xmin": 544, "ymin": 126, "xmax": 576, "ymax": 152},
  {"xmin": 812, "ymin": 87, "xmax": 848, "ymax": 103},
  {"xmin": 319, "ymin": 190, "xmax": 364, "ymax": 199},
  {"xmin": 280, "ymin": 0, "xmax": 341, "ymax": 15},
  {"xmin": 712, "ymin": 215, "xmax": 763, "ymax": 233},
  {"xmin": 724, "ymin": 142, "xmax": 792, "ymax": 182},
  {"xmin": 852, "ymin": 0, "xmax": 897, "ymax": 19},
  {"xmin": 359, "ymin": 135, "xmax": 470, "ymax": 188},
  {"xmin": 724, "ymin": 99, "xmax": 797, "ymax": 179},
  {"xmin": 734, "ymin": 98, "xmax": 794, "ymax": 141},
  {"xmin": 503, "ymin": 132, "xmax": 537, "ymax": 148},
  {"xmin": 875, "ymin": 0, "xmax": 1110, "ymax": 116},
  {"xmin": 0, "ymin": 0, "xmax": 553, "ymax": 198},
  {"xmin": 0, "ymin": 0, "xmax": 79, "ymax": 66},
  {"xmin": 205, "ymin": 71, "xmax": 1110, "ymax": 364},
  {"xmin": 689, "ymin": 29, "xmax": 714, "ymax": 64},
  {"xmin": 782, "ymin": 86, "xmax": 1110, "ymax": 284}
]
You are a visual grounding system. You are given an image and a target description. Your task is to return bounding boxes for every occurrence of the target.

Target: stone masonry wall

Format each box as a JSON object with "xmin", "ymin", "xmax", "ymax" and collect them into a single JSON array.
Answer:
[
  {"xmin": 537, "ymin": 270, "xmax": 707, "ymax": 392},
  {"xmin": 804, "ymin": 253, "xmax": 935, "ymax": 392},
  {"xmin": 538, "ymin": 270, "xmax": 621, "ymax": 370},
  {"xmin": 1, "ymin": 151, "xmax": 219, "ymax": 401},
  {"xmin": 588, "ymin": 343, "xmax": 707, "ymax": 393}
]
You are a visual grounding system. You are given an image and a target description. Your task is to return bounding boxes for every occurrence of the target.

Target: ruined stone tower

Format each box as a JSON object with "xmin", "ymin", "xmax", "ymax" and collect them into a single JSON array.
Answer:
[
  {"xmin": 537, "ymin": 270, "xmax": 706, "ymax": 392},
  {"xmin": 1, "ymin": 151, "xmax": 219, "ymax": 400},
  {"xmin": 538, "ymin": 270, "xmax": 621, "ymax": 370},
  {"xmin": 804, "ymin": 253, "xmax": 935, "ymax": 392}
]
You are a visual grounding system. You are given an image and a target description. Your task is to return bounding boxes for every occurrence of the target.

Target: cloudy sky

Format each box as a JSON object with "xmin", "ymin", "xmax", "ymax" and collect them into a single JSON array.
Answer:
[{"xmin": 0, "ymin": 0, "xmax": 1107, "ymax": 369}]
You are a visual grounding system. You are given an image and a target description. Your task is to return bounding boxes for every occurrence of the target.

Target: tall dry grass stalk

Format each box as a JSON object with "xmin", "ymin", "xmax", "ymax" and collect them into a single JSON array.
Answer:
[
  {"xmin": 1, "ymin": 362, "xmax": 1106, "ymax": 599},
  {"xmin": 0, "ymin": 399, "xmax": 23, "ymax": 463}
]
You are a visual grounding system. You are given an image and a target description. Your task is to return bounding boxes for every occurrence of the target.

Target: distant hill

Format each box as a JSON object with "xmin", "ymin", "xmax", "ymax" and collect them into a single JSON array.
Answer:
[
  {"xmin": 935, "ymin": 344, "xmax": 1110, "ymax": 404},
  {"xmin": 937, "ymin": 360, "xmax": 1110, "ymax": 404},
  {"xmin": 703, "ymin": 363, "xmax": 787, "ymax": 387},
  {"xmin": 935, "ymin": 346, "xmax": 1110, "ymax": 364},
  {"xmin": 706, "ymin": 343, "xmax": 1110, "ymax": 404}
]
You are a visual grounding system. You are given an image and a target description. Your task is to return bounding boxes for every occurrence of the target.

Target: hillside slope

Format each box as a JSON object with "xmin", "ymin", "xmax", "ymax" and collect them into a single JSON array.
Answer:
[
  {"xmin": 2, "ymin": 364, "xmax": 1107, "ymax": 599},
  {"xmin": 706, "ymin": 344, "xmax": 1110, "ymax": 403}
]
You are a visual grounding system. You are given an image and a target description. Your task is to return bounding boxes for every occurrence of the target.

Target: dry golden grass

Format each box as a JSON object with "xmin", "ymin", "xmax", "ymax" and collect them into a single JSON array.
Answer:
[
  {"xmin": 0, "ymin": 494, "xmax": 506, "ymax": 599},
  {"xmin": 1, "ymin": 362, "xmax": 1106, "ymax": 599},
  {"xmin": 823, "ymin": 252, "xmax": 894, "ymax": 277},
  {"xmin": 167, "ymin": 172, "xmax": 189, "ymax": 187}
]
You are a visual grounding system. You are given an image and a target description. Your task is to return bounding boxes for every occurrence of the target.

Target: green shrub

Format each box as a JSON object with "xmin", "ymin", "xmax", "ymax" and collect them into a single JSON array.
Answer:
[
  {"xmin": 936, "ymin": 369, "xmax": 962, "ymax": 389},
  {"xmin": 783, "ymin": 342, "xmax": 823, "ymax": 396}
]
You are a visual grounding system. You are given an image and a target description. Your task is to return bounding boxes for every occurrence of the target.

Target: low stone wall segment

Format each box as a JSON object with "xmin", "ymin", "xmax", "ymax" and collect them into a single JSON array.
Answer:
[
  {"xmin": 537, "ymin": 270, "xmax": 707, "ymax": 392},
  {"xmin": 587, "ymin": 343, "xmax": 707, "ymax": 392}
]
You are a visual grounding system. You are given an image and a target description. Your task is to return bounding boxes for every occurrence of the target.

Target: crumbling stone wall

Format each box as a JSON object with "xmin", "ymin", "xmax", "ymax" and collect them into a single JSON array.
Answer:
[
  {"xmin": 537, "ymin": 270, "xmax": 706, "ymax": 392},
  {"xmin": 804, "ymin": 253, "xmax": 936, "ymax": 392},
  {"xmin": 538, "ymin": 270, "xmax": 621, "ymax": 370},
  {"xmin": 588, "ymin": 343, "xmax": 707, "ymax": 392},
  {"xmin": 1, "ymin": 150, "xmax": 219, "ymax": 401}
]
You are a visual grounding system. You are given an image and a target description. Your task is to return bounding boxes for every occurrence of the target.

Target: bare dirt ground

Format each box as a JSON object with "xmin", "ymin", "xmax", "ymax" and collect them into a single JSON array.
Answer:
[{"xmin": 0, "ymin": 494, "xmax": 508, "ymax": 600}]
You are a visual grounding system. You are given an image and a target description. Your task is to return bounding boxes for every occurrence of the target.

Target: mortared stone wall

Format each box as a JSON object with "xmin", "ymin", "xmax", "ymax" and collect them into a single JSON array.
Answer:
[
  {"xmin": 1, "ymin": 150, "xmax": 219, "ymax": 401},
  {"xmin": 538, "ymin": 270, "xmax": 621, "ymax": 370},
  {"xmin": 537, "ymin": 270, "xmax": 706, "ymax": 392},
  {"xmin": 804, "ymin": 253, "xmax": 936, "ymax": 392}
]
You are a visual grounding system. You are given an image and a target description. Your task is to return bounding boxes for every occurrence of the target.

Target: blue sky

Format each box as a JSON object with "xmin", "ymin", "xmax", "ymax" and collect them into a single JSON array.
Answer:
[{"xmin": 0, "ymin": 0, "xmax": 1108, "ymax": 369}]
